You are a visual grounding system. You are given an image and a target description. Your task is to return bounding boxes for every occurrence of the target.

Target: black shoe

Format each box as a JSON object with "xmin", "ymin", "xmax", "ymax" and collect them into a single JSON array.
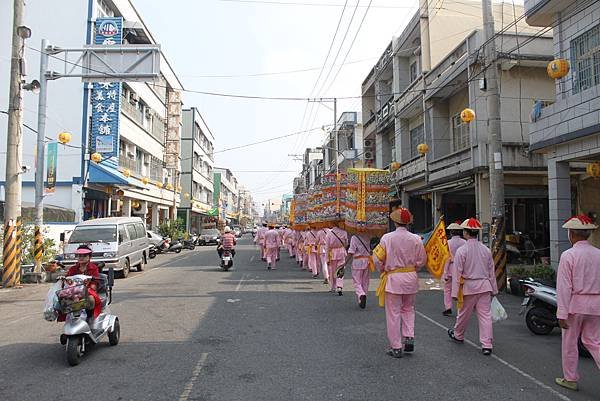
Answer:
[
  {"xmin": 387, "ymin": 348, "xmax": 403, "ymax": 358},
  {"xmin": 267, "ymin": 265, "xmax": 271, "ymax": 270},
  {"xmin": 323, "ymin": 279, "xmax": 329, "ymax": 285},
  {"xmin": 482, "ymin": 348, "xmax": 492, "ymax": 356},
  {"xmin": 359, "ymin": 295, "xmax": 366, "ymax": 309},
  {"xmin": 442, "ymin": 309, "xmax": 452, "ymax": 316},
  {"xmin": 404, "ymin": 338, "xmax": 414, "ymax": 353},
  {"xmin": 337, "ymin": 288, "xmax": 343, "ymax": 296},
  {"xmin": 447, "ymin": 329, "xmax": 464, "ymax": 343},
  {"xmin": 312, "ymin": 274, "xmax": 318, "ymax": 279}
]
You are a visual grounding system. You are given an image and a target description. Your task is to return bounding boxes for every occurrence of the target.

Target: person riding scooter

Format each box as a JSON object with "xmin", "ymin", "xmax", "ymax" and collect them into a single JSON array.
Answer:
[
  {"xmin": 65, "ymin": 245, "xmax": 102, "ymax": 320},
  {"xmin": 217, "ymin": 226, "xmax": 237, "ymax": 259}
]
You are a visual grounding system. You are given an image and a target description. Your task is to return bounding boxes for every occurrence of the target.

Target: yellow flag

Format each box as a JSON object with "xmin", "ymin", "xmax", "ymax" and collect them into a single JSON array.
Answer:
[{"xmin": 424, "ymin": 218, "xmax": 451, "ymax": 279}]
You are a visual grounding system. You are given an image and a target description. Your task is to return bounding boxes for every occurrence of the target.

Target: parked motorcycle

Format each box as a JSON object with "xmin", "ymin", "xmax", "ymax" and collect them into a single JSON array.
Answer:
[
  {"xmin": 220, "ymin": 249, "xmax": 234, "ymax": 271},
  {"xmin": 44, "ymin": 262, "xmax": 120, "ymax": 366},
  {"xmin": 519, "ymin": 278, "xmax": 590, "ymax": 357},
  {"xmin": 164, "ymin": 238, "xmax": 183, "ymax": 253},
  {"xmin": 181, "ymin": 237, "xmax": 196, "ymax": 251},
  {"xmin": 148, "ymin": 244, "xmax": 158, "ymax": 259}
]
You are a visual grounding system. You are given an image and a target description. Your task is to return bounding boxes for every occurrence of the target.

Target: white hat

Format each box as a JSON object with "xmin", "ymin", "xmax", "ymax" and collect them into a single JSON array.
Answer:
[
  {"xmin": 562, "ymin": 215, "xmax": 598, "ymax": 230},
  {"xmin": 447, "ymin": 221, "xmax": 463, "ymax": 230},
  {"xmin": 460, "ymin": 218, "xmax": 483, "ymax": 230},
  {"xmin": 224, "ymin": 226, "xmax": 231, "ymax": 233}
]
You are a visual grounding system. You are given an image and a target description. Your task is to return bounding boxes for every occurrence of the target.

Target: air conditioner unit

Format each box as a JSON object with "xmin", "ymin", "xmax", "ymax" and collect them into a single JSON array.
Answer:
[
  {"xmin": 364, "ymin": 151, "xmax": 375, "ymax": 161},
  {"xmin": 145, "ymin": 108, "xmax": 152, "ymax": 119},
  {"xmin": 364, "ymin": 138, "xmax": 374, "ymax": 148}
]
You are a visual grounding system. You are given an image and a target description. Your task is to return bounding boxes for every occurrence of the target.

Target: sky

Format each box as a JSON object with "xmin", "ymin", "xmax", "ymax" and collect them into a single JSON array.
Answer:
[{"xmin": 132, "ymin": 0, "xmax": 423, "ymax": 208}]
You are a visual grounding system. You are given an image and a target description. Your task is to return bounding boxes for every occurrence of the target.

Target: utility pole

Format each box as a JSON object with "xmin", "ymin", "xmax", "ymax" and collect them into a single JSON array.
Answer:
[
  {"xmin": 3, "ymin": 0, "xmax": 26, "ymax": 288},
  {"xmin": 33, "ymin": 39, "xmax": 49, "ymax": 275},
  {"xmin": 482, "ymin": 0, "xmax": 507, "ymax": 291},
  {"xmin": 333, "ymin": 97, "xmax": 338, "ymax": 176}
]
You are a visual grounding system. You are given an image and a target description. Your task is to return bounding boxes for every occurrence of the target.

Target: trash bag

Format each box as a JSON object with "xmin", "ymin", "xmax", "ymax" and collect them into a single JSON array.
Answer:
[
  {"xmin": 43, "ymin": 281, "xmax": 62, "ymax": 321},
  {"xmin": 491, "ymin": 297, "xmax": 508, "ymax": 323}
]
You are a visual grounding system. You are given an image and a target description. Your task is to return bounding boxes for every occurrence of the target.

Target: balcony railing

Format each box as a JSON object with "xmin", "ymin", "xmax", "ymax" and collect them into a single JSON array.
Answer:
[
  {"xmin": 121, "ymin": 99, "xmax": 144, "ymax": 126},
  {"xmin": 118, "ymin": 155, "xmax": 137, "ymax": 173},
  {"xmin": 376, "ymin": 96, "xmax": 395, "ymax": 127}
]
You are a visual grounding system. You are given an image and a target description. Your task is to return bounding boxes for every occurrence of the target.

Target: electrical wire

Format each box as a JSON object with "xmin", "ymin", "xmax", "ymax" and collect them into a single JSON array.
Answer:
[{"xmin": 216, "ymin": 0, "xmax": 417, "ymax": 8}]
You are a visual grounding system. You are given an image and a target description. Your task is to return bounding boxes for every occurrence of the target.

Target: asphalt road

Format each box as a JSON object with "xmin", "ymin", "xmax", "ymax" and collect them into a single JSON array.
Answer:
[{"xmin": 0, "ymin": 236, "xmax": 598, "ymax": 401}]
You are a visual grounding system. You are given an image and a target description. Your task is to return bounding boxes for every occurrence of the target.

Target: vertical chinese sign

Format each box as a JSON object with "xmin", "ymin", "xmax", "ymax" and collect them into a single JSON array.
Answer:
[
  {"xmin": 165, "ymin": 90, "xmax": 182, "ymax": 172},
  {"xmin": 90, "ymin": 17, "xmax": 123, "ymax": 159},
  {"xmin": 45, "ymin": 142, "xmax": 57, "ymax": 195}
]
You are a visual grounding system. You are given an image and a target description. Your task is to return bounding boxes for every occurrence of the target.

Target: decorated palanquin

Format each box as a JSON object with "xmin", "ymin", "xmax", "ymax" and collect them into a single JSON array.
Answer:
[
  {"xmin": 344, "ymin": 168, "xmax": 390, "ymax": 236},
  {"xmin": 291, "ymin": 193, "xmax": 310, "ymax": 230}
]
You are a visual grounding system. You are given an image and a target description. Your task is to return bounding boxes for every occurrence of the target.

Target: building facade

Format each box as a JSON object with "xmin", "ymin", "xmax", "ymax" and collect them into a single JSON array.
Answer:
[
  {"xmin": 525, "ymin": 0, "xmax": 600, "ymax": 264},
  {"xmin": 321, "ymin": 111, "xmax": 363, "ymax": 174},
  {"xmin": 213, "ymin": 168, "xmax": 239, "ymax": 225}
]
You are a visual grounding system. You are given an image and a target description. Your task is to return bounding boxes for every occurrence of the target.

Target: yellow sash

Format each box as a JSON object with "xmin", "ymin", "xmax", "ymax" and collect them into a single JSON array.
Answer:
[
  {"xmin": 354, "ymin": 255, "xmax": 375, "ymax": 272},
  {"xmin": 328, "ymin": 247, "xmax": 343, "ymax": 262},
  {"xmin": 457, "ymin": 277, "xmax": 465, "ymax": 310},
  {"xmin": 376, "ymin": 266, "xmax": 416, "ymax": 307}
]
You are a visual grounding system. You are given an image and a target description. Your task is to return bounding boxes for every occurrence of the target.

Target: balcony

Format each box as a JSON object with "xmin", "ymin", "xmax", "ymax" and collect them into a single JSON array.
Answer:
[
  {"xmin": 376, "ymin": 96, "xmax": 395, "ymax": 130},
  {"xmin": 393, "ymin": 156, "xmax": 426, "ymax": 185},
  {"xmin": 118, "ymin": 154, "xmax": 138, "ymax": 173},
  {"xmin": 396, "ymin": 78, "xmax": 424, "ymax": 118},
  {"xmin": 121, "ymin": 99, "xmax": 144, "ymax": 126},
  {"xmin": 428, "ymin": 148, "xmax": 473, "ymax": 183}
]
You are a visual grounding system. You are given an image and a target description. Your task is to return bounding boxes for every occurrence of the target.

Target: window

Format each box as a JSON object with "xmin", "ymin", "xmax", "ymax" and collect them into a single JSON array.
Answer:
[
  {"xmin": 118, "ymin": 226, "xmax": 127, "ymax": 244},
  {"xmin": 409, "ymin": 124, "xmax": 424, "ymax": 159},
  {"xmin": 126, "ymin": 224, "xmax": 138, "ymax": 240},
  {"xmin": 571, "ymin": 24, "xmax": 600, "ymax": 93},
  {"xmin": 134, "ymin": 223, "xmax": 146, "ymax": 239},
  {"xmin": 410, "ymin": 61, "xmax": 418, "ymax": 82},
  {"xmin": 451, "ymin": 113, "xmax": 470, "ymax": 152}
]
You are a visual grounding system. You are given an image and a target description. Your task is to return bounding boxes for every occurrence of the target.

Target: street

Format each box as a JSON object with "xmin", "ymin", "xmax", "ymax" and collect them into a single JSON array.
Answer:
[{"xmin": 0, "ymin": 236, "xmax": 598, "ymax": 401}]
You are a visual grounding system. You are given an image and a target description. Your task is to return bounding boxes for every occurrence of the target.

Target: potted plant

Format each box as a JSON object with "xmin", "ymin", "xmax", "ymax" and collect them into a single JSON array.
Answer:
[{"xmin": 508, "ymin": 265, "xmax": 530, "ymax": 296}]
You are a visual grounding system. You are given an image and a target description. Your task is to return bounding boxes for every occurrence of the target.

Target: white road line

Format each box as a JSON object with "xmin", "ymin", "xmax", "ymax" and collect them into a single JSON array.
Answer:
[
  {"xmin": 236, "ymin": 274, "xmax": 246, "ymax": 291},
  {"xmin": 250, "ymin": 255, "xmax": 255, "ymax": 262},
  {"xmin": 178, "ymin": 352, "xmax": 209, "ymax": 401},
  {"xmin": 415, "ymin": 311, "xmax": 572, "ymax": 401}
]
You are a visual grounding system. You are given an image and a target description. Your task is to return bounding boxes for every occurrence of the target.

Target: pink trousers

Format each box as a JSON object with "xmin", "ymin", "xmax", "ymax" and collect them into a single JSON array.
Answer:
[
  {"xmin": 260, "ymin": 245, "xmax": 266, "ymax": 260},
  {"xmin": 286, "ymin": 243, "xmax": 295, "ymax": 257},
  {"xmin": 266, "ymin": 247, "xmax": 278, "ymax": 268},
  {"xmin": 328, "ymin": 259, "xmax": 344, "ymax": 290},
  {"xmin": 320, "ymin": 253, "xmax": 329, "ymax": 281},
  {"xmin": 453, "ymin": 292, "xmax": 493, "ymax": 348},
  {"xmin": 352, "ymin": 268, "xmax": 370, "ymax": 301},
  {"xmin": 443, "ymin": 278, "xmax": 453, "ymax": 311},
  {"xmin": 296, "ymin": 245, "xmax": 303, "ymax": 263},
  {"xmin": 385, "ymin": 292, "xmax": 416, "ymax": 349},
  {"xmin": 307, "ymin": 251, "xmax": 319, "ymax": 275},
  {"xmin": 561, "ymin": 313, "xmax": 600, "ymax": 381}
]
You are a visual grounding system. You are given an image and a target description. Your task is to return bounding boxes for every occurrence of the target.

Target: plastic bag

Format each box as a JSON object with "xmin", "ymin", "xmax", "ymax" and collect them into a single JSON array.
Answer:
[
  {"xmin": 491, "ymin": 297, "xmax": 508, "ymax": 323},
  {"xmin": 43, "ymin": 281, "xmax": 62, "ymax": 321}
]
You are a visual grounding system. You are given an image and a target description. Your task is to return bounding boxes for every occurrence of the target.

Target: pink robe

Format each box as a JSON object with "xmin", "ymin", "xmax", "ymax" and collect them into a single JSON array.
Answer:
[
  {"xmin": 325, "ymin": 227, "xmax": 348, "ymax": 290},
  {"xmin": 304, "ymin": 230, "xmax": 320, "ymax": 275},
  {"xmin": 256, "ymin": 227, "xmax": 268, "ymax": 259},
  {"xmin": 374, "ymin": 227, "xmax": 426, "ymax": 348},
  {"xmin": 317, "ymin": 229, "xmax": 330, "ymax": 281},
  {"xmin": 451, "ymin": 238, "xmax": 498, "ymax": 348},
  {"xmin": 348, "ymin": 234, "xmax": 372, "ymax": 301},
  {"xmin": 443, "ymin": 236, "xmax": 466, "ymax": 311},
  {"xmin": 264, "ymin": 229, "xmax": 280, "ymax": 268},
  {"xmin": 556, "ymin": 240, "xmax": 600, "ymax": 381}
]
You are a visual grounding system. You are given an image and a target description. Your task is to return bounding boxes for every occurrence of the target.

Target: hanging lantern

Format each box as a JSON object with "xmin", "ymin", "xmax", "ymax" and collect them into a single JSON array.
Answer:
[
  {"xmin": 390, "ymin": 162, "xmax": 401, "ymax": 172},
  {"xmin": 166, "ymin": 183, "xmax": 174, "ymax": 190},
  {"xmin": 547, "ymin": 59, "xmax": 570, "ymax": 79},
  {"xmin": 131, "ymin": 200, "xmax": 141, "ymax": 210},
  {"xmin": 58, "ymin": 132, "xmax": 71, "ymax": 145},
  {"xmin": 122, "ymin": 168, "xmax": 131, "ymax": 177},
  {"xmin": 184, "ymin": 192, "xmax": 190, "ymax": 199},
  {"xmin": 417, "ymin": 143, "xmax": 429, "ymax": 155},
  {"xmin": 90, "ymin": 152, "xmax": 102, "ymax": 163},
  {"xmin": 142, "ymin": 176, "xmax": 149, "ymax": 185},
  {"xmin": 156, "ymin": 181, "xmax": 163, "ymax": 189},
  {"xmin": 177, "ymin": 185, "xmax": 182, "ymax": 192},
  {"xmin": 587, "ymin": 162, "xmax": 600, "ymax": 178},
  {"xmin": 460, "ymin": 108, "xmax": 475, "ymax": 123}
]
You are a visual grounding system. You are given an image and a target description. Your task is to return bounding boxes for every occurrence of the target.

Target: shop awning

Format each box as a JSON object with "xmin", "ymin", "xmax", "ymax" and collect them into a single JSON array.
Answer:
[{"xmin": 88, "ymin": 157, "xmax": 146, "ymax": 189}]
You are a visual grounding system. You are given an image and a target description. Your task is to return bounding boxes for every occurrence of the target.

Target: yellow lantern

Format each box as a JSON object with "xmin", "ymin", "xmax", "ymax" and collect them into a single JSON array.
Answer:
[
  {"xmin": 131, "ymin": 200, "xmax": 141, "ymax": 210},
  {"xmin": 460, "ymin": 108, "xmax": 475, "ymax": 123},
  {"xmin": 390, "ymin": 162, "xmax": 401, "ymax": 172},
  {"xmin": 547, "ymin": 59, "xmax": 570, "ymax": 79},
  {"xmin": 177, "ymin": 185, "xmax": 182, "ymax": 192},
  {"xmin": 58, "ymin": 132, "xmax": 71, "ymax": 144},
  {"xmin": 587, "ymin": 162, "xmax": 600, "ymax": 178},
  {"xmin": 184, "ymin": 192, "xmax": 190, "ymax": 199},
  {"xmin": 90, "ymin": 152, "xmax": 102, "ymax": 163},
  {"xmin": 122, "ymin": 168, "xmax": 131, "ymax": 177},
  {"xmin": 417, "ymin": 143, "xmax": 429, "ymax": 155},
  {"xmin": 156, "ymin": 181, "xmax": 163, "ymax": 189},
  {"xmin": 166, "ymin": 183, "xmax": 173, "ymax": 190},
  {"xmin": 142, "ymin": 176, "xmax": 149, "ymax": 185}
]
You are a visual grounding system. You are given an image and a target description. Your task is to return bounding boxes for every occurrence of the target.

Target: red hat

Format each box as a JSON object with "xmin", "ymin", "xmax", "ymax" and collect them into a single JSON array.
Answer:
[
  {"xmin": 460, "ymin": 218, "xmax": 482, "ymax": 230},
  {"xmin": 390, "ymin": 207, "xmax": 413, "ymax": 225},
  {"xmin": 562, "ymin": 215, "xmax": 598, "ymax": 230}
]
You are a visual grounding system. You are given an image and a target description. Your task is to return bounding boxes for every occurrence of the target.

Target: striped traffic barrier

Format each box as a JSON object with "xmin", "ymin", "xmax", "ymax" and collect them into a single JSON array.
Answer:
[
  {"xmin": 491, "ymin": 215, "xmax": 507, "ymax": 291},
  {"xmin": 34, "ymin": 225, "xmax": 44, "ymax": 272},
  {"xmin": 2, "ymin": 219, "xmax": 20, "ymax": 288}
]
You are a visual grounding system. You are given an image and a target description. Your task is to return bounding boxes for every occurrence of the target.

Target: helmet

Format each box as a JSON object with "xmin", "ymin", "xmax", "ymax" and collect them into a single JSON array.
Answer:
[{"xmin": 224, "ymin": 226, "xmax": 231, "ymax": 233}]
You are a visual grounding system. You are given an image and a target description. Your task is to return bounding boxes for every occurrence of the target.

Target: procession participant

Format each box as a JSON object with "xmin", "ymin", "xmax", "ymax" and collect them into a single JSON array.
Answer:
[
  {"xmin": 264, "ymin": 223, "xmax": 280, "ymax": 270},
  {"xmin": 284, "ymin": 226, "xmax": 295, "ymax": 257},
  {"xmin": 325, "ymin": 221, "xmax": 349, "ymax": 295},
  {"xmin": 295, "ymin": 229, "xmax": 305, "ymax": 266},
  {"xmin": 345, "ymin": 232, "xmax": 374, "ymax": 309},
  {"xmin": 448, "ymin": 218, "xmax": 498, "ymax": 356},
  {"xmin": 317, "ymin": 228, "xmax": 330, "ymax": 285},
  {"xmin": 304, "ymin": 227, "xmax": 320, "ymax": 278},
  {"xmin": 373, "ymin": 208, "xmax": 426, "ymax": 358},
  {"xmin": 442, "ymin": 222, "xmax": 467, "ymax": 316},
  {"xmin": 554, "ymin": 215, "xmax": 600, "ymax": 392},
  {"xmin": 301, "ymin": 229, "xmax": 310, "ymax": 271},
  {"xmin": 255, "ymin": 222, "xmax": 268, "ymax": 261}
]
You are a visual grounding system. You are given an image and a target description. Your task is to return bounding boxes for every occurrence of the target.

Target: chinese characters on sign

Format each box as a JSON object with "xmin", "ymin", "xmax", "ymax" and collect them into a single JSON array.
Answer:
[
  {"xmin": 45, "ymin": 142, "xmax": 57, "ymax": 195},
  {"xmin": 90, "ymin": 17, "xmax": 123, "ymax": 158},
  {"xmin": 424, "ymin": 219, "xmax": 451, "ymax": 279}
]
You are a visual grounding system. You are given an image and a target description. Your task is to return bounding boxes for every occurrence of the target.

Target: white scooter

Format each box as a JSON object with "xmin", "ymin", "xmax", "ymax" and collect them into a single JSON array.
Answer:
[{"xmin": 46, "ymin": 262, "xmax": 120, "ymax": 366}]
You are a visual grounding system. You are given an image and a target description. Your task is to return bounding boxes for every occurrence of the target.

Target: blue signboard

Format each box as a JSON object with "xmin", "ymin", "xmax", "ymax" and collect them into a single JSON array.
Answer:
[
  {"xmin": 45, "ymin": 142, "xmax": 58, "ymax": 195},
  {"xmin": 90, "ymin": 17, "xmax": 123, "ymax": 158}
]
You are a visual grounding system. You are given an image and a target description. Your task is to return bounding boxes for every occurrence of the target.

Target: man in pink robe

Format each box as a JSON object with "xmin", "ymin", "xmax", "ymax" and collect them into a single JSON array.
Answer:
[
  {"xmin": 255, "ymin": 223, "xmax": 268, "ymax": 261},
  {"xmin": 554, "ymin": 215, "xmax": 600, "ymax": 392},
  {"xmin": 325, "ymin": 222, "xmax": 348, "ymax": 295},
  {"xmin": 448, "ymin": 218, "xmax": 498, "ymax": 356},
  {"xmin": 346, "ymin": 233, "xmax": 373, "ymax": 309},
  {"xmin": 373, "ymin": 207, "xmax": 426, "ymax": 358},
  {"xmin": 317, "ymin": 228, "xmax": 330, "ymax": 285},
  {"xmin": 304, "ymin": 228, "xmax": 320, "ymax": 278},
  {"xmin": 295, "ymin": 230, "xmax": 304, "ymax": 266},
  {"xmin": 264, "ymin": 224, "xmax": 280, "ymax": 270},
  {"xmin": 442, "ymin": 222, "xmax": 466, "ymax": 316},
  {"xmin": 283, "ymin": 227, "xmax": 295, "ymax": 257}
]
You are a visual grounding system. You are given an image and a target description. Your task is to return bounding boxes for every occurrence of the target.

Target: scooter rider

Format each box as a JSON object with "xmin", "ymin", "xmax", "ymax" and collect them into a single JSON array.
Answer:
[
  {"xmin": 65, "ymin": 245, "xmax": 102, "ymax": 320},
  {"xmin": 218, "ymin": 226, "xmax": 237, "ymax": 259}
]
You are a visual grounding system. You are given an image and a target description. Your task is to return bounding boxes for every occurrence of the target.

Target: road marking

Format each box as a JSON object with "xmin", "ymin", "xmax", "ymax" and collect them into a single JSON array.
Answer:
[
  {"xmin": 250, "ymin": 255, "xmax": 255, "ymax": 262},
  {"xmin": 415, "ymin": 311, "xmax": 572, "ymax": 401},
  {"xmin": 235, "ymin": 274, "xmax": 246, "ymax": 291},
  {"xmin": 178, "ymin": 352, "xmax": 209, "ymax": 401}
]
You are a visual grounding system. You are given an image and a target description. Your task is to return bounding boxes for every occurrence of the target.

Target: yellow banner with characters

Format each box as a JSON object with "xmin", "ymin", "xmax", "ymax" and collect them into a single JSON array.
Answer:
[{"xmin": 424, "ymin": 218, "xmax": 451, "ymax": 279}]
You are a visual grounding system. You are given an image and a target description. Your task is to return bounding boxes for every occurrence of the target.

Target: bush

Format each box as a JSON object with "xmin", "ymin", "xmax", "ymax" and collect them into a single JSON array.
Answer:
[
  {"xmin": 0, "ymin": 225, "xmax": 58, "ymax": 265},
  {"xmin": 158, "ymin": 219, "xmax": 185, "ymax": 240}
]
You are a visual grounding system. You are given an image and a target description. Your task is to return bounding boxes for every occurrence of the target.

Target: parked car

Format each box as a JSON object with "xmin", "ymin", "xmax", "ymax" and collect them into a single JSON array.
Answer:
[
  {"xmin": 198, "ymin": 229, "xmax": 221, "ymax": 246},
  {"xmin": 147, "ymin": 230, "xmax": 165, "ymax": 247},
  {"xmin": 232, "ymin": 226, "xmax": 242, "ymax": 238},
  {"xmin": 62, "ymin": 217, "xmax": 149, "ymax": 278}
]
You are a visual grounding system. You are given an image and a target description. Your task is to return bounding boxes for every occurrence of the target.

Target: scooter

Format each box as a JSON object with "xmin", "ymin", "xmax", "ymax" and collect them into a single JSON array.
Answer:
[
  {"xmin": 181, "ymin": 237, "xmax": 196, "ymax": 251},
  {"xmin": 166, "ymin": 239, "xmax": 183, "ymax": 253},
  {"xmin": 148, "ymin": 244, "xmax": 158, "ymax": 259},
  {"xmin": 220, "ymin": 249, "xmax": 234, "ymax": 271},
  {"xmin": 46, "ymin": 262, "xmax": 120, "ymax": 366},
  {"xmin": 519, "ymin": 278, "xmax": 590, "ymax": 357}
]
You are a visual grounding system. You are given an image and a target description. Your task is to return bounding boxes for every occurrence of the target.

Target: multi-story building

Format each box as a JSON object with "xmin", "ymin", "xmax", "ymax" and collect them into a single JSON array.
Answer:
[
  {"xmin": 237, "ymin": 187, "xmax": 255, "ymax": 227},
  {"xmin": 299, "ymin": 148, "xmax": 324, "ymax": 192},
  {"xmin": 361, "ymin": 1, "xmax": 555, "ymax": 249},
  {"xmin": 321, "ymin": 111, "xmax": 363, "ymax": 174},
  {"xmin": 179, "ymin": 107, "xmax": 216, "ymax": 234},
  {"xmin": 525, "ymin": 0, "xmax": 600, "ymax": 264},
  {"xmin": 213, "ymin": 167, "xmax": 238, "ymax": 225},
  {"xmin": 0, "ymin": 0, "xmax": 184, "ymax": 230}
]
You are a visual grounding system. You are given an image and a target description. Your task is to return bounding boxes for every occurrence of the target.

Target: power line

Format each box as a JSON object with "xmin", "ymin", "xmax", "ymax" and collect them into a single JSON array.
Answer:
[{"xmin": 216, "ymin": 0, "xmax": 416, "ymax": 8}]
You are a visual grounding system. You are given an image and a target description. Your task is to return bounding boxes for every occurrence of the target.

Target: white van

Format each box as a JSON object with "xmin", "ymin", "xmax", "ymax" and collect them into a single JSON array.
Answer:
[{"xmin": 62, "ymin": 217, "xmax": 149, "ymax": 278}]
